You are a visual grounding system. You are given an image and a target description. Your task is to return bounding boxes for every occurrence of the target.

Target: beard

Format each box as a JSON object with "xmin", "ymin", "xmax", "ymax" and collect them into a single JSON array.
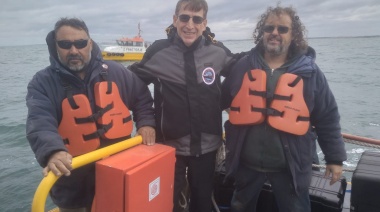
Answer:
[
  {"xmin": 263, "ymin": 35, "xmax": 288, "ymax": 56},
  {"xmin": 57, "ymin": 48, "xmax": 91, "ymax": 73}
]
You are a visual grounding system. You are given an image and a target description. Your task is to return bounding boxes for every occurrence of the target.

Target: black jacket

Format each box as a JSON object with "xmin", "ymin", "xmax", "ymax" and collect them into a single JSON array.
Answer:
[{"xmin": 130, "ymin": 32, "xmax": 238, "ymax": 156}]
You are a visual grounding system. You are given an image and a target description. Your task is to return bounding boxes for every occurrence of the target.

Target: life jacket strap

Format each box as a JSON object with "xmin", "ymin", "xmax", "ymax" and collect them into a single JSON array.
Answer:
[
  {"xmin": 273, "ymin": 93, "xmax": 292, "ymax": 101},
  {"xmin": 63, "ymin": 138, "xmax": 69, "ymax": 145},
  {"xmin": 106, "ymin": 81, "xmax": 112, "ymax": 94},
  {"xmin": 95, "ymin": 102, "xmax": 113, "ymax": 118},
  {"xmin": 251, "ymin": 106, "xmax": 267, "ymax": 114},
  {"xmin": 74, "ymin": 102, "xmax": 114, "ymax": 124},
  {"xmin": 61, "ymin": 81, "xmax": 79, "ymax": 109},
  {"xmin": 297, "ymin": 116, "xmax": 310, "ymax": 122},
  {"xmin": 100, "ymin": 69, "xmax": 108, "ymax": 81},
  {"xmin": 230, "ymin": 89, "xmax": 266, "ymax": 112},
  {"xmin": 266, "ymin": 108, "xmax": 283, "ymax": 116},
  {"xmin": 289, "ymin": 76, "xmax": 302, "ymax": 87},
  {"xmin": 123, "ymin": 115, "xmax": 132, "ymax": 123},
  {"xmin": 83, "ymin": 121, "xmax": 113, "ymax": 140},
  {"xmin": 230, "ymin": 106, "xmax": 240, "ymax": 112},
  {"xmin": 250, "ymin": 89, "xmax": 266, "ymax": 98},
  {"xmin": 247, "ymin": 69, "xmax": 256, "ymax": 81}
]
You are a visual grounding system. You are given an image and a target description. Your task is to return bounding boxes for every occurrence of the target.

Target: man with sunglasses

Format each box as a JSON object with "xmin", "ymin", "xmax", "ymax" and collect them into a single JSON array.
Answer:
[
  {"xmin": 221, "ymin": 5, "xmax": 347, "ymax": 212},
  {"xmin": 26, "ymin": 17, "xmax": 155, "ymax": 211},
  {"xmin": 129, "ymin": 0, "xmax": 241, "ymax": 211}
]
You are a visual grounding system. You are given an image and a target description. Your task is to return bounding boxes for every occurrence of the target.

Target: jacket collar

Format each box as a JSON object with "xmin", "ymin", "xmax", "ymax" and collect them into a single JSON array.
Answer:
[
  {"xmin": 249, "ymin": 46, "xmax": 316, "ymax": 76},
  {"xmin": 173, "ymin": 33, "xmax": 205, "ymax": 52}
]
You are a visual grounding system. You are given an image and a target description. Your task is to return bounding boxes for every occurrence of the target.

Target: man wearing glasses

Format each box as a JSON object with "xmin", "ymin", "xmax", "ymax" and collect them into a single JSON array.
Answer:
[
  {"xmin": 129, "ymin": 0, "xmax": 240, "ymax": 211},
  {"xmin": 221, "ymin": 5, "xmax": 347, "ymax": 212},
  {"xmin": 26, "ymin": 17, "xmax": 155, "ymax": 211}
]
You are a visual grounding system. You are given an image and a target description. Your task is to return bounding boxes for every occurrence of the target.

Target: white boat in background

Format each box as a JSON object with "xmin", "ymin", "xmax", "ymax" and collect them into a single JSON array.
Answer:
[{"xmin": 102, "ymin": 23, "xmax": 148, "ymax": 61}]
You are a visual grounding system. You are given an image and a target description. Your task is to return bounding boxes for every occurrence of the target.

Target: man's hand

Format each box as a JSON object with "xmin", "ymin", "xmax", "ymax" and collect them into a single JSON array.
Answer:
[
  {"xmin": 324, "ymin": 164, "xmax": 343, "ymax": 185},
  {"xmin": 137, "ymin": 126, "xmax": 156, "ymax": 146},
  {"xmin": 43, "ymin": 151, "xmax": 73, "ymax": 177}
]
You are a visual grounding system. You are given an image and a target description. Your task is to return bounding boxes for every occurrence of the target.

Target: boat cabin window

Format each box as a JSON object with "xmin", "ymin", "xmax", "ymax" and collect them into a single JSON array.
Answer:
[{"xmin": 116, "ymin": 40, "xmax": 144, "ymax": 47}]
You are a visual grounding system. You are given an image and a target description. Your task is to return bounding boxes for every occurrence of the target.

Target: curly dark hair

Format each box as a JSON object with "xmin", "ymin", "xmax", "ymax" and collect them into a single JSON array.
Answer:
[{"xmin": 253, "ymin": 4, "xmax": 308, "ymax": 58}]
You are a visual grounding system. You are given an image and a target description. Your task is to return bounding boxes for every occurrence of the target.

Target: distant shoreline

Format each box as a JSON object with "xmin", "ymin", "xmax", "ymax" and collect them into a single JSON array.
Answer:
[
  {"xmin": 220, "ymin": 35, "xmax": 380, "ymax": 42},
  {"xmin": 1, "ymin": 35, "xmax": 379, "ymax": 47}
]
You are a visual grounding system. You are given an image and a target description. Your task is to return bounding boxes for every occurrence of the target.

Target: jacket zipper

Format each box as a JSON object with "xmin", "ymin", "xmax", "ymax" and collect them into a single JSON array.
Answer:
[
  {"xmin": 265, "ymin": 68, "xmax": 275, "ymax": 131},
  {"xmin": 158, "ymin": 79, "xmax": 166, "ymax": 141}
]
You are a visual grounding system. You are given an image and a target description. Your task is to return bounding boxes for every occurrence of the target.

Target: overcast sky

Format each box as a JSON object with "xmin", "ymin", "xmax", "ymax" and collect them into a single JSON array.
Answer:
[{"xmin": 1, "ymin": 0, "xmax": 379, "ymax": 46}]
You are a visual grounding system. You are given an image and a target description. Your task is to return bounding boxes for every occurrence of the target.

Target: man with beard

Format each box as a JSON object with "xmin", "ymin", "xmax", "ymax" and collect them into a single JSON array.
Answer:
[
  {"xmin": 26, "ymin": 17, "xmax": 155, "ymax": 211},
  {"xmin": 221, "ymin": 5, "xmax": 347, "ymax": 212}
]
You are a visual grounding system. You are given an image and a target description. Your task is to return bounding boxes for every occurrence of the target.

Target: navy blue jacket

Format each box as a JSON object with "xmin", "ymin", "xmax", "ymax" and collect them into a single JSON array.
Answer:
[
  {"xmin": 221, "ymin": 47, "xmax": 347, "ymax": 193},
  {"xmin": 26, "ymin": 31, "xmax": 155, "ymax": 208}
]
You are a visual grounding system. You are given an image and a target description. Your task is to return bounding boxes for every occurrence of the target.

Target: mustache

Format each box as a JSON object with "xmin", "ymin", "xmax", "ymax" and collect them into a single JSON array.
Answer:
[
  {"xmin": 67, "ymin": 54, "xmax": 84, "ymax": 61},
  {"xmin": 268, "ymin": 34, "xmax": 281, "ymax": 42}
]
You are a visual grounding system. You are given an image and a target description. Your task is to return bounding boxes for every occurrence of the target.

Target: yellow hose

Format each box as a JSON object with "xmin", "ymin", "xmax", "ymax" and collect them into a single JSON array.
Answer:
[{"xmin": 31, "ymin": 136, "xmax": 142, "ymax": 212}]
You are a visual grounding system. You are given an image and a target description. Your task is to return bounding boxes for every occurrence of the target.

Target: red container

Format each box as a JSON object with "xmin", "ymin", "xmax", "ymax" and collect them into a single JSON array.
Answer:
[{"xmin": 94, "ymin": 144, "xmax": 176, "ymax": 212}]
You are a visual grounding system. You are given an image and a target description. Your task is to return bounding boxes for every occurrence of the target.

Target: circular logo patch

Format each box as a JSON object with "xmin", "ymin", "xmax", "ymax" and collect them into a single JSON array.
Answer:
[
  {"xmin": 202, "ymin": 67, "xmax": 215, "ymax": 85},
  {"xmin": 102, "ymin": 64, "xmax": 109, "ymax": 69}
]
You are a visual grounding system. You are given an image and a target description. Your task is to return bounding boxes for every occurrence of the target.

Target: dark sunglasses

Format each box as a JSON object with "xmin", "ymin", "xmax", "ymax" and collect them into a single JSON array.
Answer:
[
  {"xmin": 178, "ymin": 14, "xmax": 204, "ymax": 24},
  {"xmin": 263, "ymin": 25, "xmax": 290, "ymax": 34},
  {"xmin": 56, "ymin": 39, "xmax": 89, "ymax": 49}
]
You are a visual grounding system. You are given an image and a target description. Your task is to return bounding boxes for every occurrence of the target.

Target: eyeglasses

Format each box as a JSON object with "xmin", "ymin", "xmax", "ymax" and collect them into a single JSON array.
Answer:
[
  {"xmin": 56, "ymin": 39, "xmax": 89, "ymax": 49},
  {"xmin": 178, "ymin": 14, "xmax": 204, "ymax": 24},
  {"xmin": 263, "ymin": 25, "xmax": 290, "ymax": 34}
]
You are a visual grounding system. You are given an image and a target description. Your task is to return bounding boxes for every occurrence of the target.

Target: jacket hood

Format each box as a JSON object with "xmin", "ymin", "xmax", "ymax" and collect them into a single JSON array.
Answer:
[
  {"xmin": 289, "ymin": 46, "xmax": 317, "ymax": 75},
  {"xmin": 305, "ymin": 46, "xmax": 316, "ymax": 61},
  {"xmin": 45, "ymin": 30, "xmax": 103, "ymax": 68}
]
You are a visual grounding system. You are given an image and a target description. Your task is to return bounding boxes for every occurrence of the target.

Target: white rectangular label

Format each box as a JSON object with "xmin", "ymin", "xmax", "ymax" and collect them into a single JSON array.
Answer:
[{"xmin": 149, "ymin": 177, "xmax": 160, "ymax": 201}]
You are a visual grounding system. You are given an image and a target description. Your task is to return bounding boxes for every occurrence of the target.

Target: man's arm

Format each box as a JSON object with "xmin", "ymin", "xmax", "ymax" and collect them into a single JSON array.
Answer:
[
  {"xmin": 26, "ymin": 75, "xmax": 71, "ymax": 176},
  {"xmin": 124, "ymin": 69, "xmax": 156, "ymax": 145},
  {"xmin": 311, "ymin": 67, "xmax": 347, "ymax": 184}
]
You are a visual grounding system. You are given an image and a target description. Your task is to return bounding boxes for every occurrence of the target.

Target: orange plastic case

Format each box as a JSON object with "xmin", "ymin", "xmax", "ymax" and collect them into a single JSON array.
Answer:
[{"xmin": 94, "ymin": 144, "xmax": 176, "ymax": 212}]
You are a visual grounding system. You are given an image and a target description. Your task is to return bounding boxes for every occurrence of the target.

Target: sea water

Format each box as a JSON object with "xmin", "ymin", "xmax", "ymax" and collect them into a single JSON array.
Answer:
[{"xmin": 0, "ymin": 36, "xmax": 379, "ymax": 211}]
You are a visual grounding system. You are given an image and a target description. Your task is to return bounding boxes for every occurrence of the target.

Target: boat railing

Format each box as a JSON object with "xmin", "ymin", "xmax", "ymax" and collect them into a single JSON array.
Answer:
[
  {"xmin": 312, "ymin": 164, "xmax": 356, "ymax": 172},
  {"xmin": 32, "ymin": 133, "xmax": 380, "ymax": 211},
  {"xmin": 31, "ymin": 136, "xmax": 143, "ymax": 212},
  {"xmin": 342, "ymin": 133, "xmax": 380, "ymax": 149},
  {"xmin": 312, "ymin": 133, "xmax": 380, "ymax": 172}
]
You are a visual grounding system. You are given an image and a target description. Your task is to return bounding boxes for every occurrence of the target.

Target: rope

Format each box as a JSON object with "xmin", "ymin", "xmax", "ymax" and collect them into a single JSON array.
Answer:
[
  {"xmin": 312, "ymin": 133, "xmax": 380, "ymax": 172},
  {"xmin": 343, "ymin": 137, "xmax": 380, "ymax": 149},
  {"xmin": 312, "ymin": 164, "xmax": 356, "ymax": 172}
]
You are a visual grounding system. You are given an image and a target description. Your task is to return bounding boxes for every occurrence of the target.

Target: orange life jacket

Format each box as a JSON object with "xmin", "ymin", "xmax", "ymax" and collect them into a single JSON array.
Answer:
[
  {"xmin": 94, "ymin": 81, "xmax": 133, "ymax": 140},
  {"xmin": 229, "ymin": 69, "xmax": 266, "ymax": 125},
  {"xmin": 267, "ymin": 73, "xmax": 310, "ymax": 135},
  {"xmin": 229, "ymin": 69, "xmax": 310, "ymax": 135},
  {"xmin": 58, "ymin": 81, "xmax": 133, "ymax": 156},
  {"xmin": 59, "ymin": 94, "xmax": 100, "ymax": 157}
]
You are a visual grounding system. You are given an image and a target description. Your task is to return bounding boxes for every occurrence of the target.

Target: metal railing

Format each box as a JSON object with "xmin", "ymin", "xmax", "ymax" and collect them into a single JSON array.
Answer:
[
  {"xmin": 312, "ymin": 133, "xmax": 380, "ymax": 172},
  {"xmin": 31, "ymin": 136, "xmax": 142, "ymax": 212},
  {"xmin": 32, "ymin": 133, "xmax": 380, "ymax": 211}
]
